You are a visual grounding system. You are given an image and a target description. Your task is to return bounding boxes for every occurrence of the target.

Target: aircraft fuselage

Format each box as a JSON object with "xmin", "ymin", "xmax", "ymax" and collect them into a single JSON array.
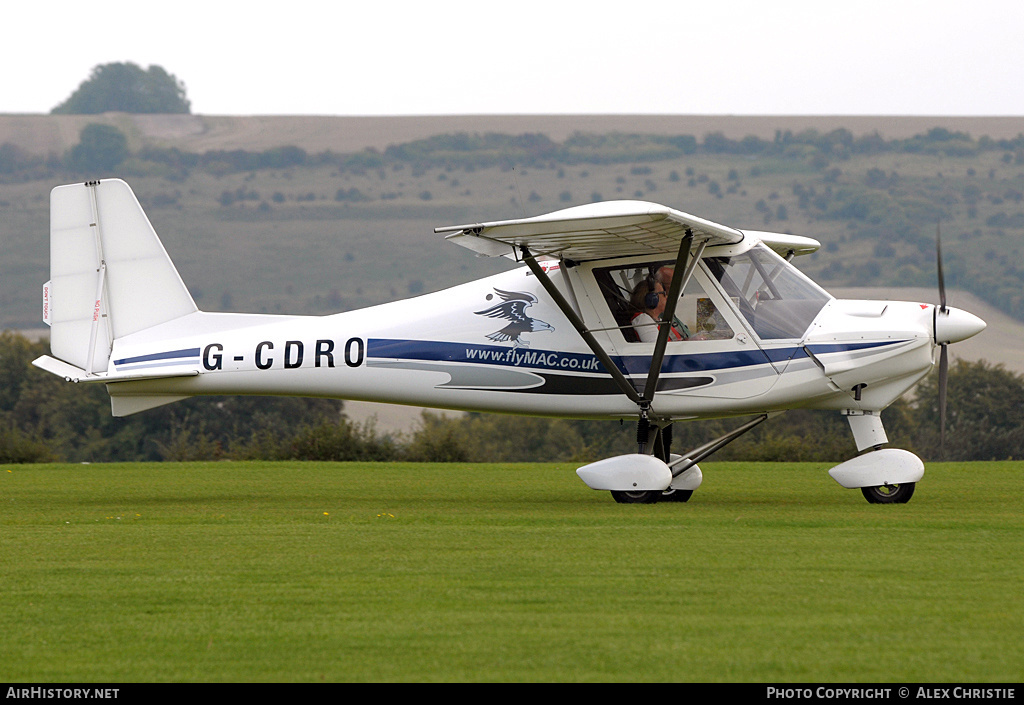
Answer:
[{"xmin": 102, "ymin": 260, "xmax": 956, "ymax": 421}]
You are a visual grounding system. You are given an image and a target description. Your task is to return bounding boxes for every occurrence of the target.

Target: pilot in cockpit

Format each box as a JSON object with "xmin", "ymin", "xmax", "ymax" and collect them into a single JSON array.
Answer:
[{"xmin": 629, "ymin": 278, "xmax": 688, "ymax": 343}]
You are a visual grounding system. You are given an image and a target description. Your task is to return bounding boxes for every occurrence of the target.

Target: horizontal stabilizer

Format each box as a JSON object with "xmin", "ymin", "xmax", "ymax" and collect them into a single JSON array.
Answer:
[
  {"xmin": 32, "ymin": 354, "xmax": 200, "ymax": 384},
  {"xmin": 32, "ymin": 354, "xmax": 196, "ymax": 415},
  {"xmin": 32, "ymin": 354, "xmax": 88, "ymax": 381},
  {"xmin": 109, "ymin": 394, "xmax": 190, "ymax": 417}
]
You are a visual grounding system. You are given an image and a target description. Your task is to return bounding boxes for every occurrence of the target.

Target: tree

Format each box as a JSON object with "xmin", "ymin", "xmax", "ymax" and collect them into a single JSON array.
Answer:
[
  {"xmin": 52, "ymin": 62, "xmax": 191, "ymax": 114},
  {"xmin": 67, "ymin": 124, "xmax": 129, "ymax": 173},
  {"xmin": 908, "ymin": 360, "xmax": 1024, "ymax": 460}
]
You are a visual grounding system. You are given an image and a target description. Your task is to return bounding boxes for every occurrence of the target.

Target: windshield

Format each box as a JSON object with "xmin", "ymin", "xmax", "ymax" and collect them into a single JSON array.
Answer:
[{"xmin": 705, "ymin": 244, "xmax": 831, "ymax": 340}]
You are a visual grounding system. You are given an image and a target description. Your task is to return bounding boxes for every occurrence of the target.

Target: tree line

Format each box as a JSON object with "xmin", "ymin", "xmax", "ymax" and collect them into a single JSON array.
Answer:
[
  {"xmin": 3, "ymin": 123, "xmax": 1024, "ymax": 183},
  {"xmin": 2, "ymin": 331, "xmax": 1021, "ymax": 465}
]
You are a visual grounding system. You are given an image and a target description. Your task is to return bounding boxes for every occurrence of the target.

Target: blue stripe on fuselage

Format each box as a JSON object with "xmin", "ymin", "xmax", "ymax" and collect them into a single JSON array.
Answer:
[
  {"xmin": 367, "ymin": 338, "xmax": 902, "ymax": 376},
  {"xmin": 804, "ymin": 341, "xmax": 898, "ymax": 355},
  {"xmin": 113, "ymin": 347, "xmax": 201, "ymax": 366}
]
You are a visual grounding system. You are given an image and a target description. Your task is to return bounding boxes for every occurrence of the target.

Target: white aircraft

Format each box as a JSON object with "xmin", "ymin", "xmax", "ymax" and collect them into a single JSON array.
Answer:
[{"xmin": 33, "ymin": 179, "xmax": 986, "ymax": 504}]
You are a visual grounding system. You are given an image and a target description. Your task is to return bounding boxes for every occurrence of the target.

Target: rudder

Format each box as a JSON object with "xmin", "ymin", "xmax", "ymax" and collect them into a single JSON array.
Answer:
[{"xmin": 47, "ymin": 179, "xmax": 197, "ymax": 373}]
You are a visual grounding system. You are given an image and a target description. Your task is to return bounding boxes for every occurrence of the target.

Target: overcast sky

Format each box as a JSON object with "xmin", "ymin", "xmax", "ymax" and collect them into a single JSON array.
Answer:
[{"xmin": 4, "ymin": 0, "xmax": 1024, "ymax": 116}]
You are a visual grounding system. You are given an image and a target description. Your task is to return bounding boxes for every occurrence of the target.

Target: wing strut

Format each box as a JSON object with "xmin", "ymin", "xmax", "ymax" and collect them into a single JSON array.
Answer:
[
  {"xmin": 519, "ymin": 247, "xmax": 644, "ymax": 406},
  {"xmin": 643, "ymin": 230, "xmax": 694, "ymax": 402},
  {"xmin": 521, "ymin": 237, "xmax": 711, "ymax": 458}
]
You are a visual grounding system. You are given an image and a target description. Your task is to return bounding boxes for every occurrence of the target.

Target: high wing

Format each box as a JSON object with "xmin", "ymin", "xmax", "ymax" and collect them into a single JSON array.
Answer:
[
  {"xmin": 742, "ymin": 230, "xmax": 821, "ymax": 258},
  {"xmin": 436, "ymin": 200, "xmax": 747, "ymax": 261}
]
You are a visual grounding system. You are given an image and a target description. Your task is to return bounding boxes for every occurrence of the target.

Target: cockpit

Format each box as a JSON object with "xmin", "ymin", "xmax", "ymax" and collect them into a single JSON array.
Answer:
[{"xmin": 594, "ymin": 243, "xmax": 832, "ymax": 344}]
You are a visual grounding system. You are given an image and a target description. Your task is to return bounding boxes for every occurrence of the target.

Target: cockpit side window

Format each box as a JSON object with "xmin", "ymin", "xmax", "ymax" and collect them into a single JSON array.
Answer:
[
  {"xmin": 705, "ymin": 244, "xmax": 830, "ymax": 340},
  {"xmin": 593, "ymin": 267, "xmax": 644, "ymax": 342},
  {"xmin": 594, "ymin": 261, "xmax": 734, "ymax": 343}
]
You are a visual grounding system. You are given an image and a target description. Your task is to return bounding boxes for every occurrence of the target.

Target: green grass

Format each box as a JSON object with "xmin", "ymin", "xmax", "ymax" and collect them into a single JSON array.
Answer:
[{"xmin": 1, "ymin": 461, "xmax": 1021, "ymax": 682}]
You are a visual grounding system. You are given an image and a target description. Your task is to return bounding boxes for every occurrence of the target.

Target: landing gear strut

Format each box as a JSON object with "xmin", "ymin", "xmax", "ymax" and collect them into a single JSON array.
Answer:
[
  {"xmin": 834, "ymin": 413, "xmax": 924, "ymax": 504},
  {"xmin": 609, "ymin": 414, "xmax": 771, "ymax": 504},
  {"xmin": 611, "ymin": 415, "xmax": 669, "ymax": 504}
]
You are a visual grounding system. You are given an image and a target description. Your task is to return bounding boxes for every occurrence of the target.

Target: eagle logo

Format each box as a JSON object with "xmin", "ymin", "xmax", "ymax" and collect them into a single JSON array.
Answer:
[{"xmin": 475, "ymin": 289, "xmax": 554, "ymax": 348}]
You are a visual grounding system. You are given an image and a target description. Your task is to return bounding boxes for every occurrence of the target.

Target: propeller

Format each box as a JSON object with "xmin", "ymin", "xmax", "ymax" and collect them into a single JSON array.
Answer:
[
  {"xmin": 935, "ymin": 223, "xmax": 948, "ymax": 452},
  {"xmin": 930, "ymin": 224, "xmax": 986, "ymax": 454}
]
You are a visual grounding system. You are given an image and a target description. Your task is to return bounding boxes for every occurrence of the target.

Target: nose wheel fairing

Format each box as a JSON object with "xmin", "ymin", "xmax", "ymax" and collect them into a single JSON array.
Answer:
[{"xmin": 827, "ymin": 448, "xmax": 925, "ymax": 490}]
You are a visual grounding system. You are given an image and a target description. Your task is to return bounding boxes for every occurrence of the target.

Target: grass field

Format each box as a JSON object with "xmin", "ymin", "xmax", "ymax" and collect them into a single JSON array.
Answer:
[{"xmin": 1, "ymin": 461, "xmax": 1021, "ymax": 682}]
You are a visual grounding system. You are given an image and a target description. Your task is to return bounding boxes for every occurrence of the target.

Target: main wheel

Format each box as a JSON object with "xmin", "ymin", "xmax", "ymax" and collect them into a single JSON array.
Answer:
[
  {"xmin": 660, "ymin": 488, "xmax": 693, "ymax": 503},
  {"xmin": 861, "ymin": 482, "xmax": 916, "ymax": 504},
  {"xmin": 611, "ymin": 490, "xmax": 661, "ymax": 504}
]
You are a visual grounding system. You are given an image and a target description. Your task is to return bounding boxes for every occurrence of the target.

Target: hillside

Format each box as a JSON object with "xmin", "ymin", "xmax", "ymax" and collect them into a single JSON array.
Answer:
[
  {"xmin": 2, "ymin": 113, "xmax": 1022, "ymax": 353},
  {"xmin": 4, "ymin": 113, "xmax": 1024, "ymax": 156}
]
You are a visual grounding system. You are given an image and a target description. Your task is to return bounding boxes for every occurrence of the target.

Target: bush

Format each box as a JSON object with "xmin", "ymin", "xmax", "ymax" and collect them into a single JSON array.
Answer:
[
  {"xmin": 404, "ymin": 413, "xmax": 469, "ymax": 462},
  {"xmin": 0, "ymin": 426, "xmax": 56, "ymax": 464},
  {"xmin": 284, "ymin": 419, "xmax": 396, "ymax": 461},
  {"xmin": 67, "ymin": 124, "xmax": 128, "ymax": 173}
]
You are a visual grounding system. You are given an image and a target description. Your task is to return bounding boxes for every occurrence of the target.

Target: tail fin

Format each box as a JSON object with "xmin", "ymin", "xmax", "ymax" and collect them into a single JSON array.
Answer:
[{"xmin": 47, "ymin": 179, "xmax": 197, "ymax": 373}]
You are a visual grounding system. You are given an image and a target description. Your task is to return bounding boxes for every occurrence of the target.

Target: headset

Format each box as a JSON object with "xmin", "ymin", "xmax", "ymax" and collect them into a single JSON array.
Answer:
[{"xmin": 643, "ymin": 277, "xmax": 662, "ymax": 310}]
